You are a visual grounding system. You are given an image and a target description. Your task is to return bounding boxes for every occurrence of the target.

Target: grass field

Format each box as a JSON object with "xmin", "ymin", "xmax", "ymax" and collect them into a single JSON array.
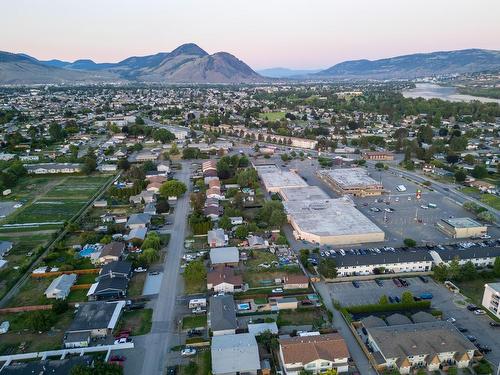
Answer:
[
  {"xmin": 67, "ymin": 288, "xmax": 89, "ymax": 302},
  {"xmin": 179, "ymin": 351, "xmax": 211, "ymax": 375},
  {"xmin": 461, "ymin": 187, "xmax": 500, "ymax": 210},
  {"xmin": 117, "ymin": 309, "xmax": 153, "ymax": 336},
  {"xmin": 182, "ymin": 315, "xmax": 207, "ymax": 329},
  {"xmin": 276, "ymin": 308, "xmax": 326, "ymax": 327},
  {"xmin": 258, "ymin": 111, "xmax": 286, "ymax": 121},
  {"xmin": 128, "ymin": 272, "xmax": 147, "ymax": 297},
  {"xmin": 455, "ymin": 277, "xmax": 500, "ymax": 306},
  {"xmin": 0, "ymin": 310, "xmax": 73, "ymax": 355}
]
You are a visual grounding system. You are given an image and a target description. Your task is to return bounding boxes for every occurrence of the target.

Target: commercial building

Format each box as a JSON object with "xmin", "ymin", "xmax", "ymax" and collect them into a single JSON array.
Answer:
[
  {"xmin": 364, "ymin": 320, "xmax": 476, "ymax": 374},
  {"xmin": 362, "ymin": 151, "xmax": 394, "ymax": 161},
  {"xmin": 279, "ymin": 333, "xmax": 350, "ymax": 375},
  {"xmin": 481, "ymin": 282, "xmax": 500, "ymax": 318},
  {"xmin": 211, "ymin": 333, "xmax": 261, "ymax": 375},
  {"xmin": 317, "ymin": 168, "xmax": 383, "ymax": 197},
  {"xmin": 279, "ymin": 186, "xmax": 329, "ymax": 202},
  {"xmin": 283, "ymin": 197, "xmax": 384, "ymax": 245},
  {"xmin": 436, "ymin": 217, "xmax": 487, "ymax": 239},
  {"xmin": 255, "ymin": 165, "xmax": 308, "ymax": 193}
]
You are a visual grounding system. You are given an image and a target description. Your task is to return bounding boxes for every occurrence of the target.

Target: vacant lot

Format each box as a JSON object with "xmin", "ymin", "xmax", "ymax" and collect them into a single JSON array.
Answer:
[
  {"xmin": 455, "ymin": 277, "xmax": 500, "ymax": 307},
  {"xmin": 117, "ymin": 309, "xmax": 153, "ymax": 336},
  {"xmin": 182, "ymin": 315, "xmax": 207, "ymax": 329},
  {"xmin": 277, "ymin": 308, "xmax": 326, "ymax": 327}
]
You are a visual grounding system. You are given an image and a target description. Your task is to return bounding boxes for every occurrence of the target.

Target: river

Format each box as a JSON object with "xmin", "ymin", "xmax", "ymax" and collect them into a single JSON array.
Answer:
[{"xmin": 402, "ymin": 83, "xmax": 500, "ymax": 105}]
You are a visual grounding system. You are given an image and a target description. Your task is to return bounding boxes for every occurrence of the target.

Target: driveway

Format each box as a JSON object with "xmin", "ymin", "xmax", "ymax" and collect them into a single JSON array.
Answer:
[{"xmin": 142, "ymin": 272, "xmax": 164, "ymax": 296}]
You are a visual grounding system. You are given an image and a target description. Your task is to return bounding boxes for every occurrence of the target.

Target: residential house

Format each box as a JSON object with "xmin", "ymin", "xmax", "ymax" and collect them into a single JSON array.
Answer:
[
  {"xmin": 64, "ymin": 301, "xmax": 126, "ymax": 348},
  {"xmin": 24, "ymin": 163, "xmax": 82, "ymax": 174},
  {"xmin": 208, "ymin": 295, "xmax": 237, "ymax": 336},
  {"xmin": 204, "ymin": 205, "xmax": 221, "ymax": 221},
  {"xmin": 207, "ymin": 229, "xmax": 227, "ymax": 248},
  {"xmin": 129, "ymin": 190, "xmax": 156, "ymax": 204},
  {"xmin": 87, "ymin": 261, "xmax": 131, "ymax": 301},
  {"xmin": 283, "ymin": 274, "xmax": 309, "ymax": 290},
  {"xmin": 126, "ymin": 227, "xmax": 148, "ymax": 242},
  {"xmin": 279, "ymin": 333, "xmax": 350, "ymax": 375},
  {"xmin": 1, "ymin": 356, "xmax": 94, "ymax": 374},
  {"xmin": 211, "ymin": 333, "xmax": 261, "ymax": 375},
  {"xmin": 270, "ymin": 297, "xmax": 298, "ymax": 311},
  {"xmin": 210, "ymin": 247, "xmax": 239, "ymax": 266},
  {"xmin": 207, "ymin": 265, "xmax": 244, "ymax": 293},
  {"xmin": 482, "ymin": 282, "xmax": 500, "ymax": 319},
  {"xmin": 126, "ymin": 213, "xmax": 151, "ymax": 229},
  {"xmin": 44, "ymin": 273, "xmax": 77, "ymax": 300},
  {"xmin": 146, "ymin": 182, "xmax": 163, "ymax": 193},
  {"xmin": 97, "ymin": 242, "xmax": 125, "ymax": 264}
]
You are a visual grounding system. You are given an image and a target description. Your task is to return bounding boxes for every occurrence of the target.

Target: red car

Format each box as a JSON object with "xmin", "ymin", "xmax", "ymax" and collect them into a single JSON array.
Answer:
[
  {"xmin": 110, "ymin": 355, "xmax": 126, "ymax": 362},
  {"xmin": 108, "ymin": 361, "xmax": 124, "ymax": 367}
]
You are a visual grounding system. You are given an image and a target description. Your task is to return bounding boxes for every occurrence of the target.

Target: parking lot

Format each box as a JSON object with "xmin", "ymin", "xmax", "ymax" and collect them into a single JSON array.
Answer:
[{"xmin": 328, "ymin": 277, "xmax": 500, "ymax": 366}]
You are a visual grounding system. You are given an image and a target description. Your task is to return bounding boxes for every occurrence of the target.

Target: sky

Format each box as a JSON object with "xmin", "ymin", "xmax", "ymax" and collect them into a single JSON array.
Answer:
[{"xmin": 2, "ymin": 0, "xmax": 500, "ymax": 70}]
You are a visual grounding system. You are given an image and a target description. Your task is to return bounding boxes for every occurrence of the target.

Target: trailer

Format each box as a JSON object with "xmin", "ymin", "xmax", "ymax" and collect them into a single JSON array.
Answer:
[{"xmin": 188, "ymin": 298, "xmax": 207, "ymax": 309}]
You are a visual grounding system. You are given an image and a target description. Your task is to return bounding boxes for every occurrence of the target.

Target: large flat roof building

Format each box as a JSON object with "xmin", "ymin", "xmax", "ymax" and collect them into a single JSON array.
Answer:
[
  {"xmin": 284, "ymin": 197, "xmax": 384, "ymax": 245},
  {"xmin": 279, "ymin": 186, "xmax": 330, "ymax": 202},
  {"xmin": 436, "ymin": 217, "xmax": 487, "ymax": 238},
  {"xmin": 317, "ymin": 168, "xmax": 383, "ymax": 197},
  {"xmin": 255, "ymin": 165, "xmax": 308, "ymax": 193}
]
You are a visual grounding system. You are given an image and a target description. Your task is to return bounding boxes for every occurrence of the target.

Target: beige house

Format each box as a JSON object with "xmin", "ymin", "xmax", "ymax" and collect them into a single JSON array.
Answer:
[
  {"xmin": 279, "ymin": 333, "xmax": 350, "ymax": 375},
  {"xmin": 482, "ymin": 282, "xmax": 500, "ymax": 318}
]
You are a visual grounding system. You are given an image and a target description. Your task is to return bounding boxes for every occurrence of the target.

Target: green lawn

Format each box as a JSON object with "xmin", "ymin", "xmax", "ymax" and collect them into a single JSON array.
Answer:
[
  {"xmin": 116, "ymin": 309, "xmax": 153, "ymax": 336},
  {"xmin": 128, "ymin": 272, "xmax": 147, "ymax": 297},
  {"xmin": 277, "ymin": 308, "xmax": 327, "ymax": 327},
  {"xmin": 179, "ymin": 351, "xmax": 211, "ymax": 375},
  {"xmin": 480, "ymin": 194, "xmax": 500, "ymax": 210},
  {"xmin": 258, "ymin": 111, "xmax": 286, "ymax": 121},
  {"xmin": 455, "ymin": 277, "xmax": 500, "ymax": 306},
  {"xmin": 182, "ymin": 315, "xmax": 207, "ymax": 329},
  {"xmin": 67, "ymin": 288, "xmax": 89, "ymax": 302},
  {"xmin": 184, "ymin": 278, "xmax": 206, "ymax": 295},
  {"xmin": 0, "ymin": 310, "xmax": 73, "ymax": 355}
]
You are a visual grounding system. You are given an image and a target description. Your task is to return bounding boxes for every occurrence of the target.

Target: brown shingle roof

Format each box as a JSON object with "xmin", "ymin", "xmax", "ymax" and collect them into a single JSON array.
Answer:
[
  {"xmin": 207, "ymin": 265, "xmax": 243, "ymax": 286},
  {"xmin": 100, "ymin": 242, "xmax": 125, "ymax": 258},
  {"xmin": 279, "ymin": 333, "xmax": 349, "ymax": 365}
]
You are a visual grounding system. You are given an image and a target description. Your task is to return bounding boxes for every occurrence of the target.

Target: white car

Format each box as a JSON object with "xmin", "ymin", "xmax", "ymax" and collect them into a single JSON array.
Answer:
[
  {"xmin": 134, "ymin": 267, "xmax": 147, "ymax": 273},
  {"xmin": 420, "ymin": 205, "xmax": 428, "ymax": 209},
  {"xmin": 446, "ymin": 317, "xmax": 456, "ymax": 323},
  {"xmin": 474, "ymin": 309, "xmax": 486, "ymax": 315},
  {"xmin": 480, "ymin": 235, "xmax": 491, "ymax": 239},
  {"xmin": 181, "ymin": 347, "xmax": 197, "ymax": 356},
  {"xmin": 272, "ymin": 288, "xmax": 283, "ymax": 294}
]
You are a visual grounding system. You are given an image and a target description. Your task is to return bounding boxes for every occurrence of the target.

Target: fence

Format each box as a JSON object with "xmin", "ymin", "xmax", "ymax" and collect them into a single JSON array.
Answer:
[
  {"xmin": 31, "ymin": 268, "xmax": 99, "ymax": 278},
  {"xmin": 0, "ymin": 304, "xmax": 52, "ymax": 314}
]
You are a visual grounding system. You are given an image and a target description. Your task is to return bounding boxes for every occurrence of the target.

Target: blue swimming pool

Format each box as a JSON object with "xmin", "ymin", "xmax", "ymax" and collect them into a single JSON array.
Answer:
[{"xmin": 237, "ymin": 303, "xmax": 251, "ymax": 311}]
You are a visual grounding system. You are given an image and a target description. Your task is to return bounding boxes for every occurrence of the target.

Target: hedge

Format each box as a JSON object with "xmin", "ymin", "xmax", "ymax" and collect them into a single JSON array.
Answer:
[{"xmin": 346, "ymin": 301, "xmax": 431, "ymax": 314}]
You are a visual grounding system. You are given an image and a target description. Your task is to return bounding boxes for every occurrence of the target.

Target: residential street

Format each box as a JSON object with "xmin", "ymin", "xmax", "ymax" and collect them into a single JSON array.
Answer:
[{"xmin": 137, "ymin": 162, "xmax": 191, "ymax": 375}]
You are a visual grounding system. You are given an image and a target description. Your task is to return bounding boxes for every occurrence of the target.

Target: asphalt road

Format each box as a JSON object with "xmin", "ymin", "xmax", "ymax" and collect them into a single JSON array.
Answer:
[{"xmin": 138, "ymin": 162, "xmax": 191, "ymax": 375}]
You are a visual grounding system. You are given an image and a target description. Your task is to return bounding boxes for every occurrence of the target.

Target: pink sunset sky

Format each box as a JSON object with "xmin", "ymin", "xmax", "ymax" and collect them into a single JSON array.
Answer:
[{"xmin": 2, "ymin": 0, "xmax": 500, "ymax": 70}]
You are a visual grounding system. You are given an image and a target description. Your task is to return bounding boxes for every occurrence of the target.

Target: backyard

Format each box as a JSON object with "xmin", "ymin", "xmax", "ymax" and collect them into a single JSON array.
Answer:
[
  {"xmin": 116, "ymin": 308, "xmax": 153, "ymax": 336},
  {"xmin": 182, "ymin": 315, "xmax": 207, "ymax": 329},
  {"xmin": 276, "ymin": 307, "xmax": 327, "ymax": 328}
]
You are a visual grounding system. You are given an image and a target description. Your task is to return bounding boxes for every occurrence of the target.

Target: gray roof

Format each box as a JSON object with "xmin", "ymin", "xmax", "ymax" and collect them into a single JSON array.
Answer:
[
  {"xmin": 210, "ymin": 247, "xmax": 239, "ymax": 264},
  {"xmin": 361, "ymin": 315, "xmax": 386, "ymax": 328},
  {"xmin": 336, "ymin": 249, "xmax": 433, "ymax": 268},
  {"xmin": 127, "ymin": 227, "xmax": 148, "ymax": 241},
  {"xmin": 100, "ymin": 260, "xmax": 131, "ymax": 278},
  {"xmin": 1, "ymin": 356, "xmax": 93, "ymax": 375},
  {"xmin": 437, "ymin": 246, "xmax": 500, "ymax": 262},
  {"xmin": 127, "ymin": 213, "xmax": 151, "ymax": 226},
  {"xmin": 209, "ymin": 295, "xmax": 237, "ymax": 332},
  {"xmin": 93, "ymin": 277, "xmax": 128, "ymax": 295},
  {"xmin": 211, "ymin": 333, "xmax": 261, "ymax": 375},
  {"xmin": 247, "ymin": 322, "xmax": 279, "ymax": 336},
  {"xmin": 366, "ymin": 321, "xmax": 476, "ymax": 359},
  {"xmin": 45, "ymin": 273, "xmax": 77, "ymax": 297},
  {"xmin": 411, "ymin": 311, "xmax": 436, "ymax": 324},
  {"xmin": 68, "ymin": 301, "xmax": 125, "ymax": 332},
  {"xmin": 0, "ymin": 241, "xmax": 13, "ymax": 257},
  {"xmin": 386, "ymin": 313, "xmax": 412, "ymax": 326}
]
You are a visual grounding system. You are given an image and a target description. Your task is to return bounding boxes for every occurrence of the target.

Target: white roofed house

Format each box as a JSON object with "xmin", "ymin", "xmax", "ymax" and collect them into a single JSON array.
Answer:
[
  {"xmin": 207, "ymin": 228, "xmax": 227, "ymax": 248},
  {"xmin": 44, "ymin": 273, "xmax": 77, "ymax": 300},
  {"xmin": 211, "ymin": 333, "xmax": 261, "ymax": 375},
  {"xmin": 126, "ymin": 213, "xmax": 151, "ymax": 229}
]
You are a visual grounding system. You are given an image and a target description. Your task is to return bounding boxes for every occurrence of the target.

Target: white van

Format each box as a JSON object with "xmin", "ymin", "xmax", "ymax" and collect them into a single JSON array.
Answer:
[{"xmin": 396, "ymin": 185, "xmax": 407, "ymax": 192}]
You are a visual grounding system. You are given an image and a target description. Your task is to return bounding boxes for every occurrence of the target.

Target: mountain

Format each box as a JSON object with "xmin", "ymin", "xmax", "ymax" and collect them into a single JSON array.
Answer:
[
  {"xmin": 0, "ymin": 51, "xmax": 119, "ymax": 84},
  {"xmin": 0, "ymin": 43, "xmax": 263, "ymax": 84},
  {"xmin": 258, "ymin": 67, "xmax": 322, "ymax": 78},
  {"xmin": 316, "ymin": 49, "xmax": 500, "ymax": 80}
]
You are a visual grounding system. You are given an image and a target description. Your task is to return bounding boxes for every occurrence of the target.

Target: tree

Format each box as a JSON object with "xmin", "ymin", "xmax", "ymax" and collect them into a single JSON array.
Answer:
[
  {"xmin": 234, "ymin": 225, "xmax": 249, "ymax": 239},
  {"xmin": 190, "ymin": 192, "xmax": 205, "ymax": 213},
  {"xmin": 26, "ymin": 310, "xmax": 54, "ymax": 331},
  {"xmin": 433, "ymin": 263, "xmax": 448, "ymax": 282},
  {"xmin": 142, "ymin": 232, "xmax": 161, "ymax": 250},
  {"xmin": 463, "ymin": 154, "xmax": 476, "ymax": 165},
  {"xmin": 374, "ymin": 162, "xmax": 385, "ymax": 169},
  {"xmin": 403, "ymin": 238, "xmax": 416, "ymax": 247},
  {"xmin": 52, "ymin": 299, "xmax": 69, "ymax": 314},
  {"xmin": 160, "ymin": 180, "xmax": 187, "ymax": 198},
  {"xmin": 257, "ymin": 330, "xmax": 279, "ymax": 352},
  {"xmin": 401, "ymin": 291, "xmax": 413, "ymax": 304},
  {"xmin": 156, "ymin": 198, "xmax": 170, "ymax": 214},
  {"xmin": 494, "ymin": 257, "xmax": 500, "ymax": 277},
  {"xmin": 219, "ymin": 216, "xmax": 232, "ymax": 230},
  {"xmin": 139, "ymin": 248, "xmax": 160, "ymax": 265},
  {"xmin": 237, "ymin": 168, "xmax": 258, "ymax": 188},
  {"xmin": 117, "ymin": 158, "xmax": 130, "ymax": 171},
  {"xmin": 379, "ymin": 295, "xmax": 389, "ymax": 304},
  {"xmin": 269, "ymin": 209, "xmax": 287, "ymax": 228},
  {"xmin": 170, "ymin": 143, "xmax": 180, "ymax": 155},
  {"xmin": 471, "ymin": 165, "xmax": 488, "ymax": 179},
  {"xmin": 461, "ymin": 261, "xmax": 477, "ymax": 281},
  {"xmin": 82, "ymin": 152, "xmax": 97, "ymax": 175},
  {"xmin": 318, "ymin": 258, "xmax": 338, "ymax": 279},
  {"xmin": 454, "ymin": 169, "xmax": 466, "ymax": 183},
  {"xmin": 71, "ymin": 361, "xmax": 123, "ymax": 375},
  {"xmin": 184, "ymin": 261, "xmax": 206, "ymax": 284},
  {"xmin": 448, "ymin": 258, "xmax": 462, "ymax": 281},
  {"xmin": 184, "ymin": 362, "xmax": 199, "ymax": 375},
  {"xmin": 478, "ymin": 211, "xmax": 495, "ymax": 223},
  {"xmin": 49, "ymin": 122, "xmax": 65, "ymax": 141}
]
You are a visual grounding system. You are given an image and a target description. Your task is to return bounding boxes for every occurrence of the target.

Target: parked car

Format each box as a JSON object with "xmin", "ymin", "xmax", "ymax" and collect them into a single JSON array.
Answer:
[
  {"xmin": 187, "ymin": 329, "xmax": 203, "ymax": 337},
  {"xmin": 361, "ymin": 327, "xmax": 367, "ymax": 335},
  {"xmin": 272, "ymin": 288, "xmax": 283, "ymax": 294},
  {"xmin": 477, "ymin": 344, "xmax": 491, "ymax": 353},
  {"xmin": 352, "ymin": 281, "xmax": 360, "ymax": 288},
  {"xmin": 466, "ymin": 304, "xmax": 478, "ymax": 311},
  {"xmin": 466, "ymin": 335, "xmax": 477, "ymax": 342},
  {"xmin": 134, "ymin": 267, "xmax": 147, "ymax": 273},
  {"xmin": 419, "ymin": 293, "xmax": 433, "ymax": 300},
  {"xmin": 456, "ymin": 327, "xmax": 468, "ymax": 333},
  {"xmin": 149, "ymin": 271, "xmax": 160, "ymax": 276},
  {"xmin": 392, "ymin": 278, "xmax": 402, "ymax": 287},
  {"xmin": 489, "ymin": 321, "xmax": 500, "ymax": 327},
  {"xmin": 474, "ymin": 309, "xmax": 486, "ymax": 315},
  {"xmin": 394, "ymin": 296, "xmax": 400, "ymax": 303},
  {"xmin": 446, "ymin": 317, "xmax": 456, "ymax": 324},
  {"xmin": 375, "ymin": 279, "xmax": 383, "ymax": 287},
  {"xmin": 114, "ymin": 337, "xmax": 132, "ymax": 344},
  {"xmin": 181, "ymin": 347, "xmax": 197, "ymax": 357},
  {"xmin": 109, "ymin": 355, "xmax": 126, "ymax": 362},
  {"xmin": 167, "ymin": 367, "xmax": 177, "ymax": 375},
  {"xmin": 418, "ymin": 276, "xmax": 428, "ymax": 283}
]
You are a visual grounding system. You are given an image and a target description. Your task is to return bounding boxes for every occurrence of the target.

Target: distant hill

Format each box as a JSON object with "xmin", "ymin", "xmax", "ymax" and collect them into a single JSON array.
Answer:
[
  {"xmin": 258, "ymin": 67, "xmax": 322, "ymax": 78},
  {"xmin": 0, "ymin": 43, "xmax": 264, "ymax": 84},
  {"xmin": 0, "ymin": 51, "xmax": 118, "ymax": 84},
  {"xmin": 316, "ymin": 49, "xmax": 500, "ymax": 80}
]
